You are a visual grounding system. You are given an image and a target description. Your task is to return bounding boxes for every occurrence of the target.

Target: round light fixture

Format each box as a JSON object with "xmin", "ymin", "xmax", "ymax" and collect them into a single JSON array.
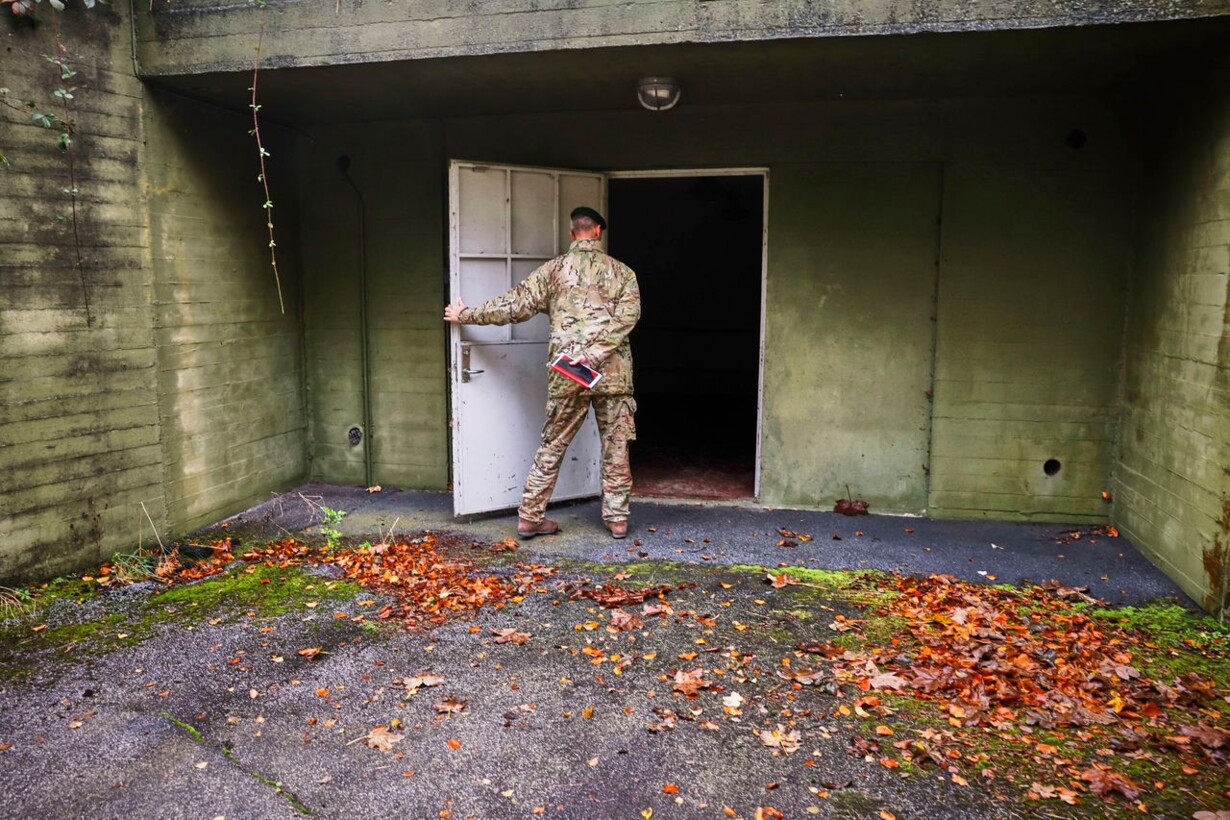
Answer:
[{"xmin": 636, "ymin": 77, "xmax": 681, "ymax": 111}]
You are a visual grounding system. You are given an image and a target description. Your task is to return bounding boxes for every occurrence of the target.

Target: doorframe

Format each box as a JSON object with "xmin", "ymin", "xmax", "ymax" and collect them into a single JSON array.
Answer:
[{"xmin": 606, "ymin": 167, "xmax": 771, "ymax": 499}]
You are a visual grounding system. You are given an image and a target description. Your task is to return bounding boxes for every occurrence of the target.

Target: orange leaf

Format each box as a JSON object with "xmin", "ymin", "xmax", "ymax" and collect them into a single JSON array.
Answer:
[
  {"xmin": 662, "ymin": 783, "xmax": 679, "ymax": 795},
  {"xmin": 446, "ymin": 738, "xmax": 461, "ymax": 750}
]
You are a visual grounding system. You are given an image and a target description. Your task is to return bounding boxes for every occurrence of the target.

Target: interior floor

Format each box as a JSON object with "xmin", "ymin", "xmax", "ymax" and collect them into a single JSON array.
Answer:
[
  {"xmin": 631, "ymin": 395, "xmax": 757, "ymax": 499},
  {"xmin": 608, "ymin": 175, "xmax": 764, "ymax": 500}
]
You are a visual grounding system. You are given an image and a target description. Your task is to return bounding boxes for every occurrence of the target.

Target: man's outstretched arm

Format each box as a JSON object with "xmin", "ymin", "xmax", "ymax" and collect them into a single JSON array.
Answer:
[{"xmin": 444, "ymin": 266, "xmax": 550, "ymax": 326}]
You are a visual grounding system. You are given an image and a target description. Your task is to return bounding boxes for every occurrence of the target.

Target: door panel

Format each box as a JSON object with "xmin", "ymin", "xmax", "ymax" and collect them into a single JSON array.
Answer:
[{"xmin": 450, "ymin": 162, "xmax": 606, "ymax": 516}]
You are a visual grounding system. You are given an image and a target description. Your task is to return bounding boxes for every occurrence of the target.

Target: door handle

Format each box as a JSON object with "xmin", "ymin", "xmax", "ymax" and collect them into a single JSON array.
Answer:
[{"xmin": 460, "ymin": 346, "xmax": 485, "ymax": 382}]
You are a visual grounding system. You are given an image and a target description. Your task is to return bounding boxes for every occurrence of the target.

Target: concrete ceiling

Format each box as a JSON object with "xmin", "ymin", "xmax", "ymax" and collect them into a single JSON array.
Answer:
[{"xmin": 153, "ymin": 18, "xmax": 1230, "ymax": 125}]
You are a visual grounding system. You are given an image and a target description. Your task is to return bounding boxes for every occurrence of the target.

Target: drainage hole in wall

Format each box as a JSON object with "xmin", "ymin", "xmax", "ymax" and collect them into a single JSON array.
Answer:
[
  {"xmin": 1043, "ymin": 458, "xmax": 1061, "ymax": 476},
  {"xmin": 1066, "ymin": 129, "xmax": 1087, "ymax": 149},
  {"xmin": 348, "ymin": 426, "xmax": 363, "ymax": 446}
]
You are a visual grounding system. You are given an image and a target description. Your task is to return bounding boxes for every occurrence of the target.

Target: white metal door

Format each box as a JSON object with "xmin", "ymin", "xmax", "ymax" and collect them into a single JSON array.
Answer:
[{"xmin": 449, "ymin": 161, "xmax": 606, "ymax": 516}]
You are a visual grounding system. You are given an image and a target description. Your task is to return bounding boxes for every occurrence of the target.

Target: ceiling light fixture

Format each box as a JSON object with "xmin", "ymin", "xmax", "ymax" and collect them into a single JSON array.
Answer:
[{"xmin": 636, "ymin": 77, "xmax": 681, "ymax": 111}]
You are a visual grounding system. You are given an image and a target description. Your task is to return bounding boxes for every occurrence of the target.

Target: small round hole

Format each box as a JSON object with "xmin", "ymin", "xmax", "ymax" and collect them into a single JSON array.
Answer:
[
  {"xmin": 347, "ymin": 426, "xmax": 363, "ymax": 446},
  {"xmin": 1043, "ymin": 458, "xmax": 1061, "ymax": 476},
  {"xmin": 1065, "ymin": 129, "xmax": 1087, "ymax": 149}
]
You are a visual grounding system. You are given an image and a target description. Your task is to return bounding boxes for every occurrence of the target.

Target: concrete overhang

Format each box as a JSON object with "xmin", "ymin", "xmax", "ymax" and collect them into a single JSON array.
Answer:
[
  {"xmin": 135, "ymin": 0, "xmax": 1230, "ymax": 78},
  {"xmin": 145, "ymin": 18, "xmax": 1230, "ymax": 126}
]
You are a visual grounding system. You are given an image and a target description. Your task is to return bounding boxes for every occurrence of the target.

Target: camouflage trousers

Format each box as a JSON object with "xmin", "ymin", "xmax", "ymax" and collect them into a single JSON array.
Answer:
[{"xmin": 518, "ymin": 393, "xmax": 636, "ymax": 524}]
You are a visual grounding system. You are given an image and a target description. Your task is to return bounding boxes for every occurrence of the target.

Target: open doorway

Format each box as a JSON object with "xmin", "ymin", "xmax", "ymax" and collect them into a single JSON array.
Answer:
[{"xmin": 608, "ymin": 173, "xmax": 766, "ymax": 500}]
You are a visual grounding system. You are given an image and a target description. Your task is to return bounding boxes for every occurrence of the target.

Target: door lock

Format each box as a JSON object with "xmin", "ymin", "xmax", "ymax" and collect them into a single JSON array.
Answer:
[{"xmin": 460, "ymin": 346, "xmax": 485, "ymax": 382}]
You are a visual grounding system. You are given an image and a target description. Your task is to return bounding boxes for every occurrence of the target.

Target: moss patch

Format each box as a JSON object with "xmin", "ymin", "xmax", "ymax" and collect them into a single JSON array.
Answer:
[{"xmin": 0, "ymin": 562, "xmax": 363, "ymax": 684}]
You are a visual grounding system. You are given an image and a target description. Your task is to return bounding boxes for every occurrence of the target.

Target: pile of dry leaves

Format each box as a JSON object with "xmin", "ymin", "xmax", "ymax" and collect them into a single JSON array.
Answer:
[
  {"xmin": 811, "ymin": 573, "xmax": 1229, "ymax": 807},
  {"xmin": 244, "ymin": 535, "xmax": 556, "ymax": 629},
  {"xmin": 97, "ymin": 533, "xmax": 554, "ymax": 630}
]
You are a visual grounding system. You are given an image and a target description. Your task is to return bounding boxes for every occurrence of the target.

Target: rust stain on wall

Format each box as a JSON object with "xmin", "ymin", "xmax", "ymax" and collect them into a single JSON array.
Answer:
[{"xmin": 1206, "ymin": 479, "xmax": 1230, "ymax": 617}]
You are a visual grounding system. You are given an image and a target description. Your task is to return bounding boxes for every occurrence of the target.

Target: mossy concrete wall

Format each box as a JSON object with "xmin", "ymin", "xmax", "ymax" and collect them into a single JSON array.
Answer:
[
  {"xmin": 929, "ymin": 162, "xmax": 1133, "ymax": 520},
  {"xmin": 130, "ymin": 0, "xmax": 1230, "ymax": 76},
  {"xmin": 294, "ymin": 123, "xmax": 446, "ymax": 489},
  {"xmin": 143, "ymin": 91, "xmax": 308, "ymax": 531},
  {"xmin": 0, "ymin": 8, "xmax": 306, "ymax": 583},
  {"xmin": 294, "ymin": 96, "xmax": 1133, "ymax": 519},
  {"xmin": 1115, "ymin": 91, "xmax": 1230, "ymax": 617},
  {"xmin": 1, "ymin": 8, "xmax": 165, "ymax": 581}
]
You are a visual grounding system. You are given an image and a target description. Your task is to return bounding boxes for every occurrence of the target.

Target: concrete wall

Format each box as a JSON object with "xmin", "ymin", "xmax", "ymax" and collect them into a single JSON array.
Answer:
[
  {"xmin": 0, "ymin": 7, "xmax": 166, "ymax": 580},
  {"xmin": 929, "ymin": 162, "xmax": 1133, "ymax": 520},
  {"xmin": 295, "ymin": 123, "xmax": 447, "ymax": 489},
  {"xmin": 0, "ymin": 7, "xmax": 308, "ymax": 583},
  {"xmin": 296, "ymin": 96, "xmax": 1134, "ymax": 518},
  {"xmin": 132, "ymin": 0, "xmax": 1230, "ymax": 76},
  {"xmin": 144, "ymin": 91, "xmax": 308, "ymax": 531},
  {"xmin": 1115, "ymin": 92, "xmax": 1230, "ymax": 617},
  {"xmin": 763, "ymin": 163, "xmax": 940, "ymax": 513}
]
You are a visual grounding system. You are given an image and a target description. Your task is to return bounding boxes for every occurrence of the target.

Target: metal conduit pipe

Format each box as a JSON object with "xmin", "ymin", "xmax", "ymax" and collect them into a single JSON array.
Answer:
[{"xmin": 338, "ymin": 155, "xmax": 374, "ymax": 488}]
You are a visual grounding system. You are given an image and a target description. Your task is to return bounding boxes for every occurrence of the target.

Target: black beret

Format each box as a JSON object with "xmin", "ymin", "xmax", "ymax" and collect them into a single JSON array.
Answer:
[{"xmin": 570, "ymin": 206, "xmax": 607, "ymax": 230}]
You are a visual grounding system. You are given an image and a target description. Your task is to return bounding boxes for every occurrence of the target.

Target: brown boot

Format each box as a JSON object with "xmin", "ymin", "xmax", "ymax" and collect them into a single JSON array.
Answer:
[
  {"xmin": 604, "ymin": 520, "xmax": 628, "ymax": 540},
  {"xmin": 517, "ymin": 517, "xmax": 560, "ymax": 539}
]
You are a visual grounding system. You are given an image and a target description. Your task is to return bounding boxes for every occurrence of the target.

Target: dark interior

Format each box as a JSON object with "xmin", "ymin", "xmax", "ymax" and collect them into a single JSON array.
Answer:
[{"xmin": 608, "ymin": 175, "xmax": 764, "ymax": 499}]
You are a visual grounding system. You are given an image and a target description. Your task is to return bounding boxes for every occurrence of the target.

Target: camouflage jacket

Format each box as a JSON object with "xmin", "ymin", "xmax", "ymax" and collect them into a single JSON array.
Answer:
[{"xmin": 459, "ymin": 239, "xmax": 640, "ymax": 397}]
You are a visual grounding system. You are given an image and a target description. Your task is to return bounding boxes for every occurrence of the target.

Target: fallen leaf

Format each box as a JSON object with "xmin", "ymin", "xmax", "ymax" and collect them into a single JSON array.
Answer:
[
  {"xmin": 492, "ymin": 628, "xmax": 532, "ymax": 645},
  {"xmin": 758, "ymin": 724, "xmax": 801, "ymax": 755},
  {"xmin": 610, "ymin": 609, "xmax": 645, "ymax": 632},
  {"xmin": 362, "ymin": 725, "xmax": 404, "ymax": 752},
  {"xmin": 672, "ymin": 668, "xmax": 714, "ymax": 697}
]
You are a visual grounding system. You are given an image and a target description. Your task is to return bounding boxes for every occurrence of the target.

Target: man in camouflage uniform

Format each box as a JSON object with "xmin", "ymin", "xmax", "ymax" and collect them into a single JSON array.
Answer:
[{"xmin": 443, "ymin": 206, "xmax": 640, "ymax": 540}]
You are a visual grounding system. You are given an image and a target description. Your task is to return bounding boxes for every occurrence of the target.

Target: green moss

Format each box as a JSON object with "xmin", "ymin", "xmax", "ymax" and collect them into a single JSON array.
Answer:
[
  {"xmin": 826, "ymin": 788, "xmax": 885, "ymax": 817},
  {"xmin": 153, "ymin": 563, "xmax": 360, "ymax": 618},
  {"xmin": 0, "ymin": 562, "xmax": 363, "ymax": 684},
  {"xmin": 1089, "ymin": 602, "xmax": 1230, "ymax": 650}
]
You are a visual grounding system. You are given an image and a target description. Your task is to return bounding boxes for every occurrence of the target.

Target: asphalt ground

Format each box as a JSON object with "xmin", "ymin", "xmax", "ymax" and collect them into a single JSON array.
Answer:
[
  {"xmin": 0, "ymin": 485, "xmax": 1201, "ymax": 820},
  {"xmin": 236, "ymin": 485, "xmax": 1191, "ymax": 608}
]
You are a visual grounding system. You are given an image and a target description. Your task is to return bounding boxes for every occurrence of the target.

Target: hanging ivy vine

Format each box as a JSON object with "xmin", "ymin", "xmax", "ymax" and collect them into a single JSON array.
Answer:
[
  {"xmin": 249, "ymin": 3, "xmax": 285, "ymax": 314},
  {"xmin": 2, "ymin": 0, "xmax": 96, "ymax": 324},
  {"xmin": 4, "ymin": 0, "xmax": 288, "ymax": 318}
]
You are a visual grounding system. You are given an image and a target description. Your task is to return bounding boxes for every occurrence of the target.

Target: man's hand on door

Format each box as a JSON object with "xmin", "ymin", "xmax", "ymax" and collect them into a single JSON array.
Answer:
[{"xmin": 443, "ymin": 299, "xmax": 467, "ymax": 323}]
